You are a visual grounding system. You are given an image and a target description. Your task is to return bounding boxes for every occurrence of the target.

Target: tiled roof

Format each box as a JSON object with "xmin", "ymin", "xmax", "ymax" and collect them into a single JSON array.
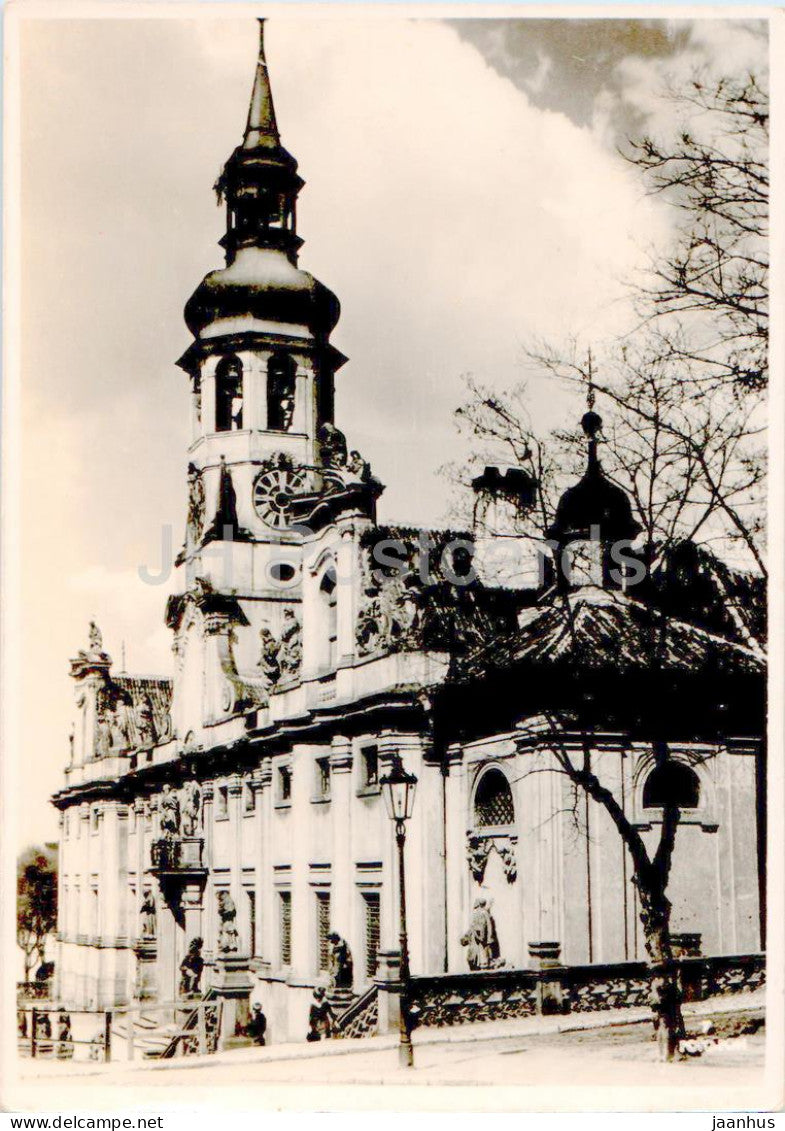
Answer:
[{"xmin": 456, "ymin": 586, "xmax": 765, "ymax": 682}]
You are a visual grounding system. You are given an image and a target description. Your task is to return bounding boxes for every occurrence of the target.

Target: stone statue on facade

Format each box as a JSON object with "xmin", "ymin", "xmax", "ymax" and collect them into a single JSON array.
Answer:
[
  {"xmin": 180, "ymin": 778, "xmax": 202, "ymax": 837},
  {"xmin": 326, "ymin": 933, "xmax": 353, "ymax": 990},
  {"xmin": 460, "ymin": 898, "xmax": 502, "ymax": 970},
  {"xmin": 135, "ymin": 693, "xmax": 157, "ymax": 748},
  {"xmin": 159, "ymin": 783, "xmax": 180, "ymax": 838},
  {"xmin": 346, "ymin": 450, "xmax": 372, "ymax": 483},
  {"xmin": 318, "ymin": 422, "xmax": 348, "ymax": 470},
  {"xmin": 179, "ymin": 938, "xmax": 204, "ymax": 996},
  {"xmin": 257, "ymin": 624, "xmax": 281, "ymax": 686},
  {"xmin": 216, "ymin": 891, "xmax": 240, "ymax": 954},
  {"xmin": 140, "ymin": 890, "xmax": 157, "ymax": 940},
  {"xmin": 187, "ymin": 463, "xmax": 205, "ymax": 545},
  {"xmin": 88, "ymin": 621, "xmax": 104, "ymax": 656},
  {"xmin": 109, "ymin": 701, "xmax": 132, "ymax": 751},
  {"xmin": 278, "ymin": 608, "xmax": 302, "ymax": 680}
]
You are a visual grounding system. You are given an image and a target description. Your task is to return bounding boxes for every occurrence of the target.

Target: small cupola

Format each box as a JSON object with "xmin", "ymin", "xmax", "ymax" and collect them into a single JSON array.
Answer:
[{"xmin": 547, "ymin": 387, "xmax": 641, "ymax": 590}]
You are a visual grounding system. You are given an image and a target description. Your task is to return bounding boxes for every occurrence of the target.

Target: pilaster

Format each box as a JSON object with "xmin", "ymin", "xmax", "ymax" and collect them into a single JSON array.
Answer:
[{"xmin": 329, "ymin": 737, "xmax": 353, "ymax": 943}]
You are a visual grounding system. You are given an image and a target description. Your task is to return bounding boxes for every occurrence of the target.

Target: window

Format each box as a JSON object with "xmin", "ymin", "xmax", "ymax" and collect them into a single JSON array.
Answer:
[
  {"xmin": 473, "ymin": 768, "xmax": 514, "ymax": 828},
  {"xmin": 64, "ymin": 813, "xmax": 70, "ymax": 838},
  {"xmin": 316, "ymin": 569, "xmax": 338, "ymax": 673},
  {"xmin": 90, "ymin": 807, "xmax": 101, "ymax": 834},
  {"xmin": 267, "ymin": 353, "xmax": 296, "ymax": 432},
  {"xmin": 277, "ymin": 764, "xmax": 292, "ymax": 804},
  {"xmin": 216, "ymin": 785, "xmax": 229, "ymax": 820},
  {"xmin": 244, "ymin": 783, "xmax": 255, "ymax": 814},
  {"xmin": 215, "ymin": 356, "xmax": 243, "ymax": 432},
  {"xmin": 363, "ymin": 892, "xmax": 381, "ymax": 980},
  {"xmin": 315, "ymin": 757, "xmax": 331, "ymax": 801},
  {"xmin": 316, "ymin": 892, "xmax": 331, "ymax": 973},
  {"xmin": 247, "ymin": 889, "xmax": 257, "ymax": 957},
  {"xmin": 360, "ymin": 746, "xmax": 379, "ymax": 791},
  {"xmin": 279, "ymin": 891, "xmax": 292, "ymax": 966},
  {"xmin": 643, "ymin": 762, "xmax": 700, "ymax": 810}
]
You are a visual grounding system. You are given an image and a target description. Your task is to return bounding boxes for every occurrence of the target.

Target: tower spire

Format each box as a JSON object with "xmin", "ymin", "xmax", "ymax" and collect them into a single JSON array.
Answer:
[{"xmin": 243, "ymin": 20, "xmax": 280, "ymax": 151}]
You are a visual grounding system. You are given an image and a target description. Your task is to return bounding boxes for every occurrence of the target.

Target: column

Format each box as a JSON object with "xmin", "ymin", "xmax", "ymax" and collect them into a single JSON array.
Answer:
[
  {"xmin": 201, "ymin": 783, "xmax": 216, "ymax": 966},
  {"xmin": 259, "ymin": 763, "xmax": 275, "ymax": 968},
  {"xmin": 444, "ymin": 744, "xmax": 465, "ymax": 971},
  {"xmin": 227, "ymin": 774, "xmax": 244, "ymax": 939},
  {"xmin": 329, "ymin": 737, "xmax": 353, "ymax": 941},
  {"xmin": 289, "ymin": 744, "xmax": 310, "ymax": 981},
  {"xmin": 250, "ymin": 767, "xmax": 266, "ymax": 962}
]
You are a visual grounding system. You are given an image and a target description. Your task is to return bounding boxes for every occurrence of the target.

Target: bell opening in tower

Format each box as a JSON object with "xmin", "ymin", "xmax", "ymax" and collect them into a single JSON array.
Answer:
[{"xmin": 215, "ymin": 357, "xmax": 243, "ymax": 433}]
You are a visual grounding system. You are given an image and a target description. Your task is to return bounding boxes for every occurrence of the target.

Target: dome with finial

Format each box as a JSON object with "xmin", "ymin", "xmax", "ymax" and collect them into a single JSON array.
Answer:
[
  {"xmin": 183, "ymin": 20, "xmax": 340, "ymax": 340},
  {"xmin": 547, "ymin": 401, "xmax": 641, "ymax": 546}
]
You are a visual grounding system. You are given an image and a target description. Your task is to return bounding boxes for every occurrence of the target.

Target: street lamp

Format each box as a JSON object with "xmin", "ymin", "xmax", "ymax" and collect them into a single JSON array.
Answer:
[{"xmin": 380, "ymin": 753, "xmax": 418, "ymax": 1068}]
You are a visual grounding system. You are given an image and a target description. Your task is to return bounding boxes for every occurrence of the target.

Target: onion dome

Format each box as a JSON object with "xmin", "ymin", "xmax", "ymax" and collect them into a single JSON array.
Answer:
[
  {"xmin": 548, "ymin": 408, "xmax": 641, "ymax": 545},
  {"xmin": 183, "ymin": 20, "xmax": 340, "ymax": 340},
  {"xmin": 184, "ymin": 247, "xmax": 340, "ymax": 338}
]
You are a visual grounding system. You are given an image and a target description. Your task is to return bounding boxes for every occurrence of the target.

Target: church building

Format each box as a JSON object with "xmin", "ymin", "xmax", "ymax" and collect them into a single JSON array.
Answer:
[{"xmin": 53, "ymin": 23, "xmax": 765, "ymax": 1043}]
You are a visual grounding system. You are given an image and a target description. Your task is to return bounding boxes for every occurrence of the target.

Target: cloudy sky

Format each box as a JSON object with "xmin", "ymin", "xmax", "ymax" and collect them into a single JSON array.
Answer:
[{"xmin": 10, "ymin": 10, "xmax": 767, "ymax": 845}]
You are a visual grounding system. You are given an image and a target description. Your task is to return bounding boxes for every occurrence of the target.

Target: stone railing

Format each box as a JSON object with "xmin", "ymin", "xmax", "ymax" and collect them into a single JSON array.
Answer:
[
  {"xmin": 408, "ymin": 969, "xmax": 539, "ymax": 1029},
  {"xmin": 408, "ymin": 953, "xmax": 765, "ymax": 1030},
  {"xmin": 333, "ymin": 985, "xmax": 379, "ymax": 1040}
]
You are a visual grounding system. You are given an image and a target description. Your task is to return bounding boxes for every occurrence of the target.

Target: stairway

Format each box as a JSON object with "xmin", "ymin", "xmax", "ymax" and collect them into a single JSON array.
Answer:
[
  {"xmin": 112, "ymin": 1011, "xmax": 182, "ymax": 1059},
  {"xmin": 111, "ymin": 991, "xmax": 220, "ymax": 1060}
]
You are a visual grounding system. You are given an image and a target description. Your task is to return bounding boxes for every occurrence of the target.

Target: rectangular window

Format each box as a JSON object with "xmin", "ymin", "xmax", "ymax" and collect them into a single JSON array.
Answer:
[
  {"xmin": 91, "ymin": 887, "xmax": 99, "ymax": 936},
  {"xmin": 279, "ymin": 891, "xmax": 292, "ymax": 966},
  {"xmin": 363, "ymin": 892, "xmax": 381, "ymax": 980},
  {"xmin": 90, "ymin": 807, "xmax": 101, "ymax": 834},
  {"xmin": 361, "ymin": 746, "xmax": 379, "ymax": 789},
  {"xmin": 244, "ymin": 783, "xmax": 255, "ymax": 814},
  {"xmin": 247, "ymin": 889, "xmax": 257, "ymax": 957},
  {"xmin": 316, "ymin": 891, "xmax": 331, "ymax": 973},
  {"xmin": 315, "ymin": 757, "xmax": 331, "ymax": 801},
  {"xmin": 278, "ymin": 764, "xmax": 292, "ymax": 804},
  {"xmin": 216, "ymin": 785, "xmax": 229, "ymax": 820}
]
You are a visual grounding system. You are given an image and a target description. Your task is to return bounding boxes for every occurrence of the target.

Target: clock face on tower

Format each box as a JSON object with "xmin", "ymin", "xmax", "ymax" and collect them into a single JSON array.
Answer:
[{"xmin": 252, "ymin": 466, "xmax": 307, "ymax": 528}]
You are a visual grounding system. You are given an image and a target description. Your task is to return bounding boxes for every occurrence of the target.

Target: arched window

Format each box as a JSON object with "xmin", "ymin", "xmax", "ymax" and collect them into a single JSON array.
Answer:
[
  {"xmin": 473, "ymin": 768, "xmax": 514, "ymax": 828},
  {"xmin": 267, "ymin": 353, "xmax": 296, "ymax": 432},
  {"xmin": 215, "ymin": 357, "xmax": 243, "ymax": 432},
  {"xmin": 315, "ymin": 567, "xmax": 338, "ymax": 672},
  {"xmin": 642, "ymin": 761, "xmax": 700, "ymax": 810}
]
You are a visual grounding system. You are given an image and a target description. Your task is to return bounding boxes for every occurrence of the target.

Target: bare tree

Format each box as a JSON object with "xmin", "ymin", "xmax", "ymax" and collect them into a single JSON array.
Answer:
[
  {"xmin": 625, "ymin": 73, "xmax": 768, "ymax": 396},
  {"xmin": 527, "ymin": 342, "xmax": 767, "ymax": 578},
  {"xmin": 537, "ymin": 717, "xmax": 689, "ymax": 1061}
]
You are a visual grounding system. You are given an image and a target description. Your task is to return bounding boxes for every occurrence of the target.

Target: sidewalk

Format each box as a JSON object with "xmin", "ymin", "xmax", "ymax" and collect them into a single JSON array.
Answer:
[{"xmin": 17, "ymin": 987, "xmax": 764, "ymax": 1079}]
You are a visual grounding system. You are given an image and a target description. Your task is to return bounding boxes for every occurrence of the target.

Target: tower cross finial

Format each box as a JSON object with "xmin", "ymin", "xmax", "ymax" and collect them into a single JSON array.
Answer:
[{"xmin": 586, "ymin": 348, "xmax": 595, "ymax": 412}]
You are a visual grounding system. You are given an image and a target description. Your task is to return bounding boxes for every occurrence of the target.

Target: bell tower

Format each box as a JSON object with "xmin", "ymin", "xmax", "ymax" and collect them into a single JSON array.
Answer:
[
  {"xmin": 168, "ymin": 20, "xmax": 382, "ymax": 743},
  {"xmin": 176, "ymin": 20, "xmax": 357, "ymax": 582}
]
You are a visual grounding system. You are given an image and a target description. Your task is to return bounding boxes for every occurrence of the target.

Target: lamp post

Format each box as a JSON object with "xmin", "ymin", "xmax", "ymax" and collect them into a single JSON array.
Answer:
[{"xmin": 380, "ymin": 753, "xmax": 418, "ymax": 1068}]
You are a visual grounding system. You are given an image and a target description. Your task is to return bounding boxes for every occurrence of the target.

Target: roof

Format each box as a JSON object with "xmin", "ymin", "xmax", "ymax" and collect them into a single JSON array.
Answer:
[{"xmin": 457, "ymin": 585, "xmax": 765, "ymax": 681}]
